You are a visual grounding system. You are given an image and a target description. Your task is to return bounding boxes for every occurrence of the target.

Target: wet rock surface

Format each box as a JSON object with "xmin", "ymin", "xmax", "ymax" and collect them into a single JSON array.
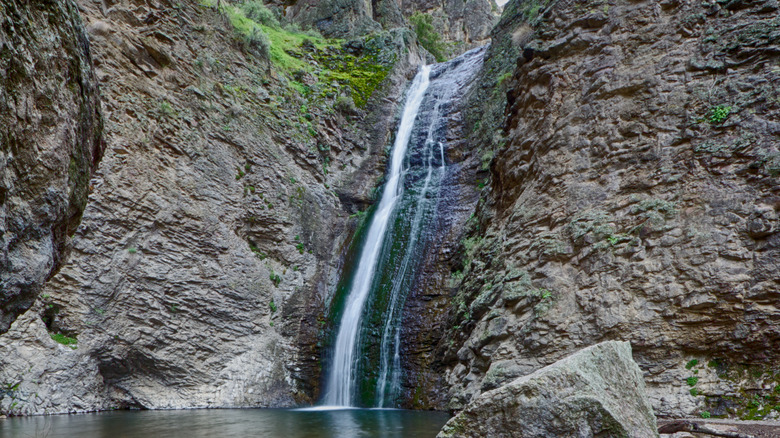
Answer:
[
  {"xmin": 0, "ymin": 0, "xmax": 104, "ymax": 334},
  {"xmin": 438, "ymin": 0, "xmax": 780, "ymax": 419},
  {"xmin": 437, "ymin": 341, "xmax": 659, "ymax": 438}
]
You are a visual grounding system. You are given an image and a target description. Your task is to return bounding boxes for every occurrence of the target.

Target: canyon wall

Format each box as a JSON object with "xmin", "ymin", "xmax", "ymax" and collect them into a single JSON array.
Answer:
[
  {"xmin": 280, "ymin": 0, "xmax": 498, "ymax": 53},
  {"xmin": 0, "ymin": 0, "xmax": 431, "ymax": 414},
  {"xmin": 436, "ymin": 0, "xmax": 780, "ymax": 419},
  {"xmin": 3, "ymin": 0, "xmax": 777, "ymax": 421},
  {"xmin": 0, "ymin": 0, "xmax": 104, "ymax": 334}
]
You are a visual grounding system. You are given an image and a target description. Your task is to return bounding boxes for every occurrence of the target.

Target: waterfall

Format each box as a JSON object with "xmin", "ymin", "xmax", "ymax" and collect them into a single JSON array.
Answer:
[{"xmin": 322, "ymin": 47, "xmax": 486, "ymax": 408}]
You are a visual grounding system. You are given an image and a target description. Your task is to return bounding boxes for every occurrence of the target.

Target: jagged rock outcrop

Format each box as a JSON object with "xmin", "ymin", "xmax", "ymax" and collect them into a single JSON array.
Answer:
[
  {"xmin": 283, "ymin": 0, "xmax": 498, "ymax": 51},
  {"xmin": 0, "ymin": 0, "xmax": 104, "ymax": 334},
  {"xmin": 400, "ymin": 0, "xmax": 498, "ymax": 48},
  {"xmin": 437, "ymin": 341, "xmax": 659, "ymax": 438},
  {"xmin": 0, "ymin": 0, "xmax": 426, "ymax": 415},
  {"xmin": 438, "ymin": 0, "xmax": 780, "ymax": 419}
]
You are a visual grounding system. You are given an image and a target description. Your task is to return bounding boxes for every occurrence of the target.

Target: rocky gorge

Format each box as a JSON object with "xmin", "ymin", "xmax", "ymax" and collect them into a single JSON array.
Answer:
[{"xmin": 1, "ymin": 0, "xmax": 779, "ymax": 433}]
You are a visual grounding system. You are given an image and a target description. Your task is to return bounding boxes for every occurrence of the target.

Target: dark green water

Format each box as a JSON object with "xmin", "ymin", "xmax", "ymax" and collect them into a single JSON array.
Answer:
[{"xmin": 0, "ymin": 408, "xmax": 449, "ymax": 438}]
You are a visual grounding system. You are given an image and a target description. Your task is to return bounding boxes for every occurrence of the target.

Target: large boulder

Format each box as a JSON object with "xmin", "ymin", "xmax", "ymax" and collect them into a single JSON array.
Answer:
[{"xmin": 437, "ymin": 341, "xmax": 658, "ymax": 438}]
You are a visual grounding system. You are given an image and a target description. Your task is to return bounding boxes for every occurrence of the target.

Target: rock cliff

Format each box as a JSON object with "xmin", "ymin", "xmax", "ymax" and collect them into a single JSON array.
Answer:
[
  {"xmin": 0, "ymin": 0, "xmax": 429, "ymax": 414},
  {"xmin": 0, "ymin": 0, "xmax": 104, "ymax": 334},
  {"xmin": 438, "ymin": 0, "xmax": 780, "ymax": 419},
  {"xmin": 2, "ymin": 0, "xmax": 779, "ymax": 423},
  {"xmin": 282, "ymin": 0, "xmax": 498, "ymax": 53}
]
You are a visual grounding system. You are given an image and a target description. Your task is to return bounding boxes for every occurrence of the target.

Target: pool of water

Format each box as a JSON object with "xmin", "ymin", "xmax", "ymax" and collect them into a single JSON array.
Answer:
[{"xmin": 0, "ymin": 407, "xmax": 450, "ymax": 438}]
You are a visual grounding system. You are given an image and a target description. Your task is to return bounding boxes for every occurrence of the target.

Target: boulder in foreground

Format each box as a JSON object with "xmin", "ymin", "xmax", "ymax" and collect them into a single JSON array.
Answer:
[{"xmin": 437, "ymin": 341, "xmax": 658, "ymax": 438}]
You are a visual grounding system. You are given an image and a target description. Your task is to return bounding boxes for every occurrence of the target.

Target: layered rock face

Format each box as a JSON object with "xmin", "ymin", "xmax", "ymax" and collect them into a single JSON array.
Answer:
[
  {"xmin": 0, "ymin": 0, "xmax": 103, "ymax": 334},
  {"xmin": 400, "ymin": 0, "xmax": 498, "ymax": 48},
  {"xmin": 440, "ymin": 0, "xmax": 780, "ymax": 419},
  {"xmin": 438, "ymin": 341, "xmax": 658, "ymax": 438},
  {"xmin": 0, "ymin": 0, "xmax": 427, "ymax": 415},
  {"xmin": 283, "ymin": 0, "xmax": 498, "ymax": 50}
]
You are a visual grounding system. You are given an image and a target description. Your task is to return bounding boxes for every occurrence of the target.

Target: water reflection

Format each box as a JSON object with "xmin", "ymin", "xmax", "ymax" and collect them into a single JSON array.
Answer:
[{"xmin": 0, "ymin": 408, "xmax": 449, "ymax": 438}]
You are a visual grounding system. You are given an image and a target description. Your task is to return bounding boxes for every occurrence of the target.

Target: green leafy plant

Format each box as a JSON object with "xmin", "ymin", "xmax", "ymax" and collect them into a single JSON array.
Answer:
[
  {"xmin": 708, "ymin": 105, "xmax": 731, "ymax": 124},
  {"xmin": 240, "ymin": 0, "xmax": 279, "ymax": 28},
  {"xmin": 700, "ymin": 411, "xmax": 711, "ymax": 419},
  {"xmin": 158, "ymin": 100, "xmax": 177, "ymax": 118},
  {"xmin": 269, "ymin": 271, "xmax": 281, "ymax": 287},
  {"xmin": 269, "ymin": 300, "xmax": 277, "ymax": 313},
  {"xmin": 409, "ymin": 12, "xmax": 446, "ymax": 62},
  {"xmin": 686, "ymin": 359, "xmax": 699, "ymax": 369},
  {"xmin": 249, "ymin": 243, "xmax": 266, "ymax": 259},
  {"xmin": 690, "ymin": 388, "xmax": 699, "ymax": 396},
  {"xmin": 50, "ymin": 333, "xmax": 78, "ymax": 349},
  {"xmin": 686, "ymin": 376, "xmax": 699, "ymax": 386},
  {"xmin": 335, "ymin": 95, "xmax": 357, "ymax": 114}
]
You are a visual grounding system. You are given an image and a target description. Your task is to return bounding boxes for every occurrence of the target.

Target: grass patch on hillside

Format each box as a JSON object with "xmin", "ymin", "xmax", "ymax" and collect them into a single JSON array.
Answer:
[
  {"xmin": 202, "ymin": 0, "xmax": 393, "ymax": 107},
  {"xmin": 50, "ymin": 332, "xmax": 78, "ymax": 349}
]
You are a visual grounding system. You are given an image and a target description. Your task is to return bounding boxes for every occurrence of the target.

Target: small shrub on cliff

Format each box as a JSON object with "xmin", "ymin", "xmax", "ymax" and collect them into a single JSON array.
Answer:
[
  {"xmin": 707, "ymin": 105, "xmax": 731, "ymax": 124},
  {"xmin": 700, "ymin": 411, "xmax": 711, "ymax": 419},
  {"xmin": 50, "ymin": 333, "xmax": 78, "ymax": 349},
  {"xmin": 335, "ymin": 95, "xmax": 357, "ymax": 115},
  {"xmin": 269, "ymin": 270, "xmax": 281, "ymax": 287},
  {"xmin": 240, "ymin": 1, "xmax": 279, "ymax": 28},
  {"xmin": 242, "ymin": 27, "xmax": 271, "ymax": 59},
  {"xmin": 409, "ymin": 12, "xmax": 446, "ymax": 62}
]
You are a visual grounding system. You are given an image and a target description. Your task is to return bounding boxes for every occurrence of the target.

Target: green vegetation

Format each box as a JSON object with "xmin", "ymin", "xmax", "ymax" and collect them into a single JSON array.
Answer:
[
  {"xmin": 409, "ymin": 12, "xmax": 446, "ymax": 62},
  {"xmin": 269, "ymin": 270, "xmax": 281, "ymax": 287},
  {"xmin": 205, "ymin": 0, "xmax": 393, "ymax": 107},
  {"xmin": 50, "ymin": 333, "xmax": 78, "ymax": 349},
  {"xmin": 335, "ymin": 95, "xmax": 357, "ymax": 114},
  {"xmin": 690, "ymin": 388, "xmax": 699, "ymax": 396},
  {"xmin": 686, "ymin": 359, "xmax": 699, "ymax": 370},
  {"xmin": 249, "ymin": 243, "xmax": 266, "ymax": 259},
  {"xmin": 127, "ymin": 247, "xmax": 137, "ymax": 254},
  {"xmin": 707, "ymin": 105, "xmax": 731, "ymax": 124},
  {"xmin": 240, "ymin": 0, "xmax": 279, "ymax": 28},
  {"xmin": 700, "ymin": 411, "xmax": 711, "ymax": 419},
  {"xmin": 480, "ymin": 150, "xmax": 494, "ymax": 171},
  {"xmin": 269, "ymin": 300, "xmax": 277, "ymax": 313},
  {"xmin": 686, "ymin": 376, "xmax": 699, "ymax": 386},
  {"xmin": 509, "ymin": 0, "xmax": 553, "ymax": 23},
  {"xmin": 158, "ymin": 100, "xmax": 177, "ymax": 118}
]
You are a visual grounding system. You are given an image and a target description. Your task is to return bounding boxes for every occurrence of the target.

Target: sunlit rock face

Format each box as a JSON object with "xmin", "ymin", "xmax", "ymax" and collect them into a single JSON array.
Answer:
[
  {"xmin": 0, "ymin": 0, "xmax": 104, "ymax": 334},
  {"xmin": 436, "ymin": 0, "xmax": 780, "ymax": 419},
  {"xmin": 0, "ymin": 0, "xmax": 428, "ymax": 415}
]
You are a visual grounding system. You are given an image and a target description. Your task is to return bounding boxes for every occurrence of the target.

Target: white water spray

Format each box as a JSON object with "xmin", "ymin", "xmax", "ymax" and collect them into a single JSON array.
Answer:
[{"xmin": 322, "ymin": 66, "xmax": 432, "ymax": 407}]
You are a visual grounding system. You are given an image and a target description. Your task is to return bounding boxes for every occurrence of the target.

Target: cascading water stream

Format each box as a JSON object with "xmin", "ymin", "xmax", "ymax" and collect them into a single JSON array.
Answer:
[
  {"xmin": 322, "ymin": 66, "xmax": 432, "ymax": 407},
  {"xmin": 322, "ymin": 47, "xmax": 486, "ymax": 408}
]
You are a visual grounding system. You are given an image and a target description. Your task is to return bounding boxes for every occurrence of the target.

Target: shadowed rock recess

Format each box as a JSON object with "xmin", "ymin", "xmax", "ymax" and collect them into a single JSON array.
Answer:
[
  {"xmin": 437, "ymin": 341, "xmax": 659, "ymax": 438},
  {"xmin": 437, "ymin": 0, "xmax": 780, "ymax": 420},
  {"xmin": 0, "ymin": 0, "xmax": 104, "ymax": 334}
]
